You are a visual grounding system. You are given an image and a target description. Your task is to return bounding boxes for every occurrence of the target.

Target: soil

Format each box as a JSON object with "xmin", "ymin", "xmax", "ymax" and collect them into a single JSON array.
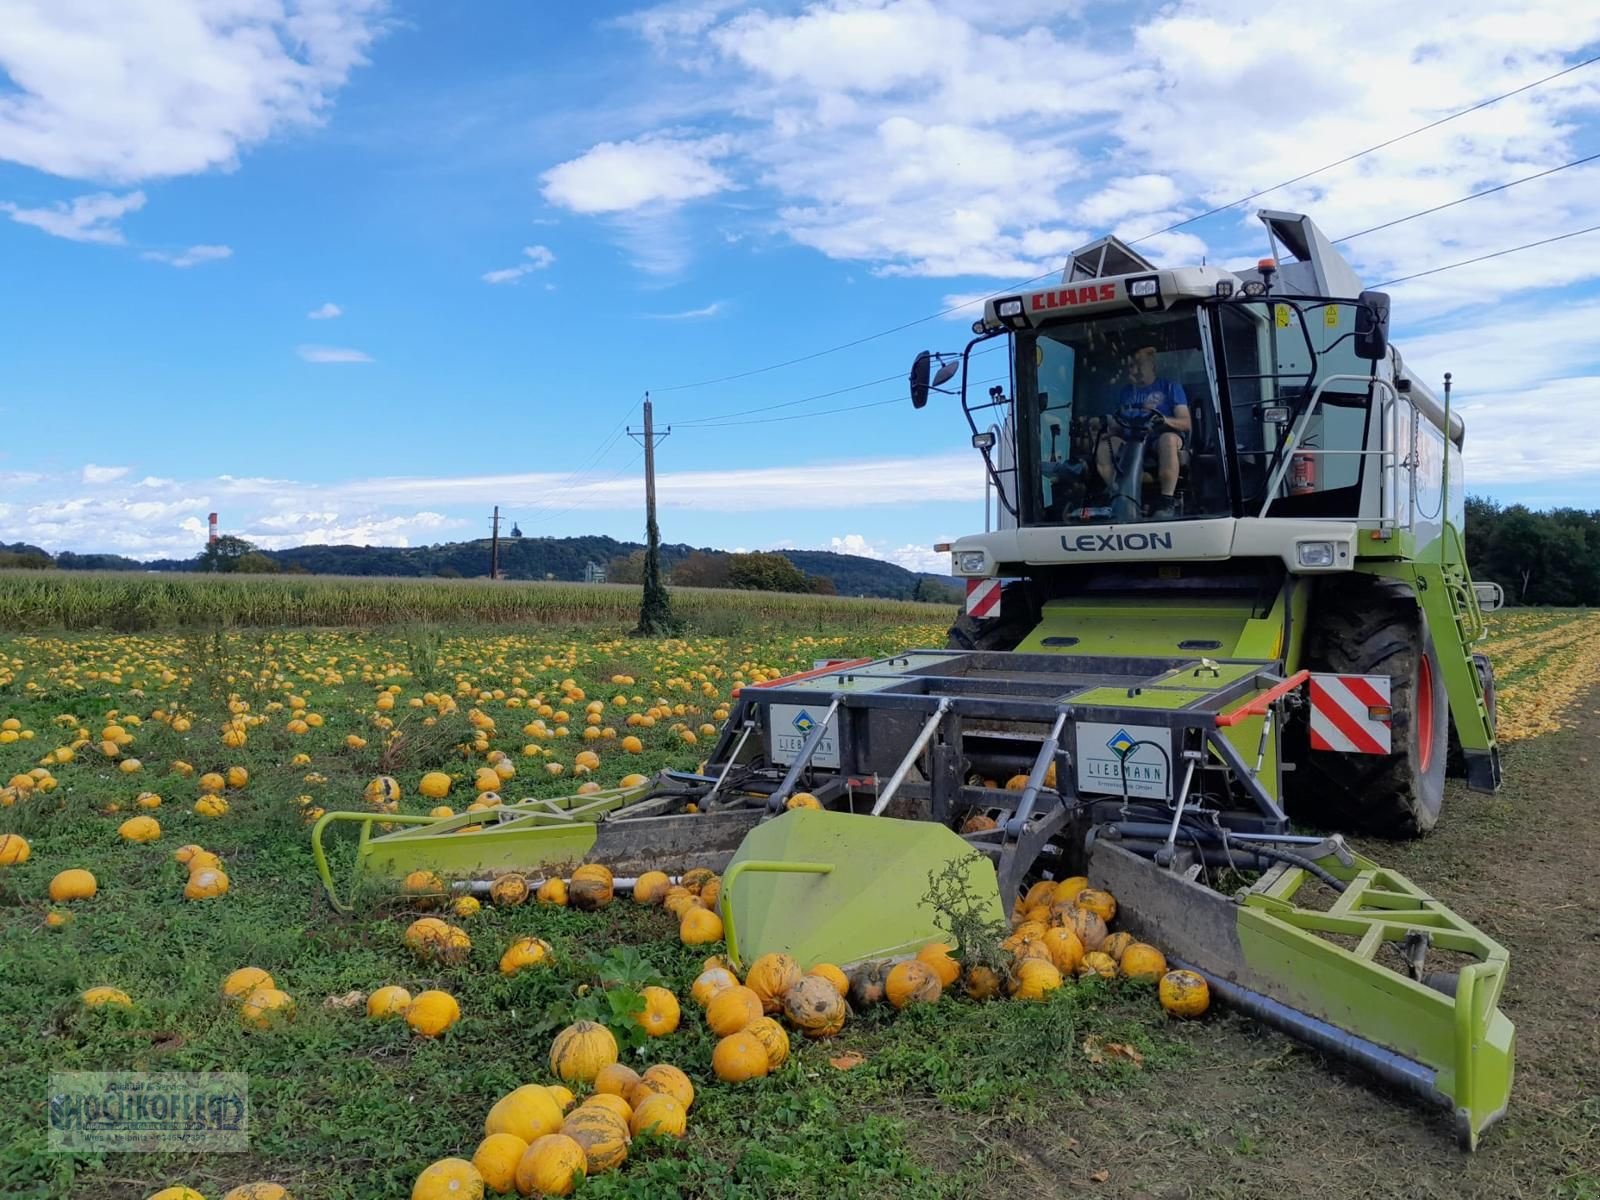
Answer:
[{"xmin": 921, "ymin": 700, "xmax": 1600, "ymax": 1199}]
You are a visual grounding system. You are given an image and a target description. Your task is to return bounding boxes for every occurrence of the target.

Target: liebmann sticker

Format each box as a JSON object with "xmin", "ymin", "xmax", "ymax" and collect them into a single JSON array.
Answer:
[{"xmin": 49, "ymin": 1072, "xmax": 249, "ymax": 1153}]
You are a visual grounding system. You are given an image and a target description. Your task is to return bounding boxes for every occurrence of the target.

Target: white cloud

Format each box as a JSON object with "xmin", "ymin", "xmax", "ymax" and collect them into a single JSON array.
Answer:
[
  {"xmin": 593, "ymin": 0, "xmax": 1600, "ymax": 291},
  {"xmin": 81, "ymin": 464, "xmax": 130, "ymax": 484},
  {"xmin": 541, "ymin": 134, "xmax": 733, "ymax": 214},
  {"xmin": 645, "ymin": 301, "xmax": 724, "ymax": 319},
  {"xmin": 307, "ymin": 301, "xmax": 343, "ymax": 319},
  {"xmin": 141, "ymin": 243, "xmax": 232, "ymax": 268},
  {"xmin": 0, "ymin": 0, "xmax": 388, "ymax": 183},
  {"xmin": 0, "ymin": 190, "xmax": 145, "ymax": 243},
  {"xmin": 481, "ymin": 244, "xmax": 557, "ymax": 285},
  {"xmin": 827, "ymin": 533, "xmax": 951, "ymax": 575},
  {"xmin": 297, "ymin": 344, "xmax": 373, "ymax": 364}
]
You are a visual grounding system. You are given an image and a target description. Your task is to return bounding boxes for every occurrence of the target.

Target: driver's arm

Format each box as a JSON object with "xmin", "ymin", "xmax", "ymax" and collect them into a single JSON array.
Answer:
[{"xmin": 1165, "ymin": 402, "xmax": 1192, "ymax": 433}]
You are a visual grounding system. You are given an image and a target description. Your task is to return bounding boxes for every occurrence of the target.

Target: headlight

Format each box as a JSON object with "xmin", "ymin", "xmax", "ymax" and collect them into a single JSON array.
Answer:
[
  {"xmin": 1129, "ymin": 278, "xmax": 1158, "ymax": 297},
  {"xmin": 1296, "ymin": 541, "xmax": 1335, "ymax": 568},
  {"xmin": 955, "ymin": 551, "xmax": 987, "ymax": 574}
]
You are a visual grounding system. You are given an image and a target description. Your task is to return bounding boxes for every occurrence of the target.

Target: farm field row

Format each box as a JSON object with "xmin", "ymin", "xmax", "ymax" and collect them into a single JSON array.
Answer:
[{"xmin": 0, "ymin": 610, "xmax": 1593, "ymax": 1199}]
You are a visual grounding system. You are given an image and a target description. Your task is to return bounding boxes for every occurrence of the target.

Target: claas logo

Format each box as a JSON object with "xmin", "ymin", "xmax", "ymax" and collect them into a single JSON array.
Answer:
[{"xmin": 1032, "ymin": 283, "xmax": 1116, "ymax": 310}]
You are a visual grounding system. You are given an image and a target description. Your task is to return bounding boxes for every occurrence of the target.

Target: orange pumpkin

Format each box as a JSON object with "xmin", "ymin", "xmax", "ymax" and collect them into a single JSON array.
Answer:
[
  {"xmin": 806, "ymin": 962, "xmax": 849, "ymax": 996},
  {"xmin": 1009, "ymin": 957, "xmax": 1063, "ymax": 1001},
  {"xmin": 963, "ymin": 963, "xmax": 1002, "ymax": 1001},
  {"xmin": 559, "ymin": 1105, "xmax": 629, "ymax": 1173},
  {"xmin": 1120, "ymin": 942, "xmax": 1168, "ymax": 982},
  {"xmin": 782, "ymin": 975, "xmax": 846, "ymax": 1038},
  {"xmin": 744, "ymin": 952, "xmax": 801, "ymax": 1014},
  {"xmin": 629, "ymin": 1063, "xmax": 695, "ymax": 1112},
  {"xmin": 691, "ymin": 966, "xmax": 737, "ymax": 1007},
  {"xmin": 1102, "ymin": 931, "xmax": 1137, "ymax": 963},
  {"xmin": 1159, "ymin": 968, "xmax": 1210, "ymax": 1017},
  {"xmin": 549, "ymin": 1020, "xmax": 618, "ymax": 1082},
  {"xmin": 705, "ymin": 985, "xmax": 762, "ymax": 1036},
  {"xmin": 484, "ymin": 1084, "xmax": 564, "ymax": 1143},
  {"xmin": 1073, "ymin": 887, "xmax": 1117, "ymax": 923},
  {"xmin": 636, "ymin": 985, "xmax": 680, "ymax": 1037},
  {"xmin": 712, "ymin": 1030, "xmax": 770, "ymax": 1082},
  {"xmin": 593, "ymin": 1062, "xmax": 641, "ymax": 1099},
  {"xmin": 885, "ymin": 959, "xmax": 942, "ymax": 1009},
  {"xmin": 1041, "ymin": 926, "xmax": 1085, "ymax": 974},
  {"xmin": 515, "ymin": 1134, "xmax": 587, "ymax": 1196},
  {"xmin": 1065, "ymin": 907, "xmax": 1108, "ymax": 952},
  {"xmin": 915, "ymin": 942, "xmax": 962, "ymax": 988},
  {"xmin": 489, "ymin": 873, "xmax": 529, "ymax": 907}
]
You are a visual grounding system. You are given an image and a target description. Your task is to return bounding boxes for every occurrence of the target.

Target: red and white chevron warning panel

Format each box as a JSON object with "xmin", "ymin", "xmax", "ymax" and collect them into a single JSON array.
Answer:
[
  {"xmin": 965, "ymin": 578, "xmax": 1001, "ymax": 618},
  {"xmin": 1309, "ymin": 673, "xmax": 1392, "ymax": 755}
]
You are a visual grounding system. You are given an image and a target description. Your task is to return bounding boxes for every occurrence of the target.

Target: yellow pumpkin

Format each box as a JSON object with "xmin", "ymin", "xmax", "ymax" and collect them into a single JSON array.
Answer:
[
  {"xmin": 485, "ymin": 1084, "xmax": 564, "ymax": 1143},
  {"xmin": 680, "ymin": 866, "xmax": 715, "ymax": 895},
  {"xmin": 1065, "ymin": 907, "xmax": 1108, "ymax": 952},
  {"xmin": 915, "ymin": 942, "xmax": 961, "ymax": 988},
  {"xmin": 0, "ymin": 833, "xmax": 37, "ymax": 866},
  {"xmin": 419, "ymin": 771, "xmax": 452, "ymax": 800},
  {"xmin": 451, "ymin": 895, "xmax": 479, "ymax": 918},
  {"xmin": 963, "ymin": 963, "xmax": 1003, "ymax": 1001},
  {"xmin": 630, "ymin": 1092, "xmax": 687, "ymax": 1139},
  {"xmin": 82, "ymin": 986, "xmax": 133, "ymax": 1008},
  {"xmin": 549, "ymin": 1020, "xmax": 618, "ymax": 1082},
  {"xmin": 662, "ymin": 887, "xmax": 696, "ymax": 918},
  {"xmin": 221, "ymin": 967, "xmax": 274, "ymax": 1002},
  {"xmin": 498, "ymin": 936, "xmax": 552, "ymax": 975},
  {"xmin": 560, "ymin": 1105, "xmax": 629, "ymax": 1173},
  {"xmin": 636, "ymin": 985, "xmax": 681, "ymax": 1037},
  {"xmin": 806, "ymin": 962, "xmax": 849, "ymax": 997},
  {"xmin": 186, "ymin": 850, "xmax": 223, "ymax": 873},
  {"xmin": 1102, "ymin": 931, "xmax": 1137, "ymax": 963},
  {"xmin": 49, "ymin": 868, "xmax": 97, "ymax": 902},
  {"xmin": 593, "ymin": 1062, "xmax": 641, "ymax": 1100},
  {"xmin": 226, "ymin": 766, "xmax": 250, "ymax": 790},
  {"xmin": 146, "ymin": 1189, "xmax": 206, "ymax": 1200},
  {"xmin": 705, "ymin": 985, "xmax": 762, "ymax": 1036},
  {"xmin": 199, "ymin": 772, "xmax": 226, "ymax": 794},
  {"xmin": 172, "ymin": 843, "xmax": 205, "ymax": 866},
  {"xmin": 960, "ymin": 812, "xmax": 997, "ymax": 834},
  {"xmin": 629, "ymin": 1063, "xmax": 695, "ymax": 1112},
  {"xmin": 185, "ymin": 867, "xmax": 231, "ymax": 901},
  {"xmin": 679, "ymin": 906, "xmax": 723, "ymax": 946},
  {"xmin": 404, "ymin": 916, "xmax": 449, "ymax": 952},
  {"xmin": 472, "ymin": 1131, "xmax": 529, "ymax": 1194},
  {"xmin": 405, "ymin": 989, "xmax": 461, "ymax": 1037},
  {"xmin": 1159, "ymin": 969, "xmax": 1211, "ymax": 1018},
  {"xmin": 1078, "ymin": 951, "xmax": 1118, "ymax": 980},
  {"xmin": 514, "ymin": 1134, "xmax": 587, "ymax": 1197},
  {"xmin": 1120, "ymin": 942, "xmax": 1168, "ymax": 982},
  {"xmin": 194, "ymin": 795, "xmax": 229, "ymax": 818},
  {"xmin": 118, "ymin": 815, "xmax": 161, "ymax": 843},
  {"xmin": 1012, "ymin": 919, "xmax": 1048, "ymax": 942},
  {"xmin": 535, "ymin": 877, "xmax": 568, "ymax": 907},
  {"xmin": 1074, "ymin": 887, "xmax": 1117, "ymax": 923},
  {"xmin": 785, "ymin": 792, "xmax": 822, "ymax": 810},
  {"xmin": 699, "ymin": 877, "xmax": 722, "ymax": 909},
  {"xmin": 401, "ymin": 870, "xmax": 445, "ymax": 909},
  {"xmin": 691, "ymin": 966, "xmax": 737, "ymax": 1007},
  {"xmin": 744, "ymin": 1015, "xmax": 791, "ymax": 1071},
  {"xmin": 633, "ymin": 870, "xmax": 671, "ymax": 904},
  {"xmin": 712, "ymin": 1030, "xmax": 771, "ymax": 1082},
  {"xmin": 570, "ymin": 876, "xmax": 614, "ymax": 911},
  {"xmin": 782, "ymin": 975, "xmax": 847, "ymax": 1038},
  {"xmin": 1041, "ymin": 926, "xmax": 1085, "ymax": 974},
  {"xmin": 1022, "ymin": 879, "xmax": 1057, "ymax": 911},
  {"xmin": 1052, "ymin": 875, "xmax": 1089, "ymax": 906},
  {"xmin": 411, "ymin": 1157, "xmax": 484, "ymax": 1200},
  {"xmin": 1009, "ymin": 957, "xmax": 1063, "ymax": 1001},
  {"xmin": 487, "ymin": 873, "xmax": 528, "ymax": 907},
  {"xmin": 885, "ymin": 960, "xmax": 942, "ymax": 1009},
  {"xmin": 744, "ymin": 952, "xmax": 801, "ymax": 1014},
  {"xmin": 366, "ymin": 985, "xmax": 412, "ymax": 1018},
  {"xmin": 544, "ymin": 1084, "xmax": 576, "ymax": 1113},
  {"xmin": 240, "ymin": 988, "xmax": 295, "ymax": 1029}
]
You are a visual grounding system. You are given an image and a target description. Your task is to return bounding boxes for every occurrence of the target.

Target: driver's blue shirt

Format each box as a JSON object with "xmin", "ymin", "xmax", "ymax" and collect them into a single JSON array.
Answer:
[{"xmin": 1116, "ymin": 379, "xmax": 1187, "ymax": 428}]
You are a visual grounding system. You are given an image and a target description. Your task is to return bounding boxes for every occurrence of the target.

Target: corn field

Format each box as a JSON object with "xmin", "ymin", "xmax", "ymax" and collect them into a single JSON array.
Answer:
[{"xmin": 0, "ymin": 570, "xmax": 955, "ymax": 633}]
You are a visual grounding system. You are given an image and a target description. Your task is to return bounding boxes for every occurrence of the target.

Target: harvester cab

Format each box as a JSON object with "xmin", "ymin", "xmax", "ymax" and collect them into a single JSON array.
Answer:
[{"xmin": 312, "ymin": 211, "xmax": 1512, "ymax": 1152}]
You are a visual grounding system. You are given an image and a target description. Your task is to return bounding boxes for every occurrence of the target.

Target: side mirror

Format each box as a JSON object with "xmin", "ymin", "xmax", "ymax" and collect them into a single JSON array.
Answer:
[
  {"xmin": 1354, "ymin": 289, "xmax": 1390, "ymax": 361},
  {"xmin": 931, "ymin": 359, "xmax": 958, "ymax": 389},
  {"xmin": 909, "ymin": 351, "xmax": 931, "ymax": 409}
]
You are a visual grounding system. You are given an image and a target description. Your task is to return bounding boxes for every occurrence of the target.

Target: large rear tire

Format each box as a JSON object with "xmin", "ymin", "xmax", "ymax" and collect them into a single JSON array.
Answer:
[{"xmin": 1295, "ymin": 584, "xmax": 1448, "ymax": 838}]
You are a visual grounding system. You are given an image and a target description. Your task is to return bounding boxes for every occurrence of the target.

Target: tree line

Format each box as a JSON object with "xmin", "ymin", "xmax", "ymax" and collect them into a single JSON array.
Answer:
[{"xmin": 1464, "ymin": 498, "xmax": 1600, "ymax": 607}]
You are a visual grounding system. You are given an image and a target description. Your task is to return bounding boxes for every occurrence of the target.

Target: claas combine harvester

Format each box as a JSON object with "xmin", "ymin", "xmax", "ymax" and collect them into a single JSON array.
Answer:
[{"xmin": 313, "ymin": 212, "xmax": 1512, "ymax": 1148}]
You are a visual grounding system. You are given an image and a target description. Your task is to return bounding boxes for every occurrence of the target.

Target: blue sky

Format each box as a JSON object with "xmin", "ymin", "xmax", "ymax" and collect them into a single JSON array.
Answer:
[{"xmin": 2, "ymin": 1, "xmax": 1598, "ymax": 571}]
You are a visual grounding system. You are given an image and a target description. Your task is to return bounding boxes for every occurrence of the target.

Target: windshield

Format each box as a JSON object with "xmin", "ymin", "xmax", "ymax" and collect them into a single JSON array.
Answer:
[{"xmin": 1015, "ymin": 307, "xmax": 1227, "ymax": 526}]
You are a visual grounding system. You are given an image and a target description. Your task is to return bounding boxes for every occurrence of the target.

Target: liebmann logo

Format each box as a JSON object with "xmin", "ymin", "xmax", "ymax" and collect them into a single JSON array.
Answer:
[{"xmin": 49, "ymin": 1072, "xmax": 249, "ymax": 1153}]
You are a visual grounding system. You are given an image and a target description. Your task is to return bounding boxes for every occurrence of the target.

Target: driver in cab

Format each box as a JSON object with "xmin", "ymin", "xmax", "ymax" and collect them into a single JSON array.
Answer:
[{"xmin": 1096, "ymin": 344, "xmax": 1190, "ymax": 520}]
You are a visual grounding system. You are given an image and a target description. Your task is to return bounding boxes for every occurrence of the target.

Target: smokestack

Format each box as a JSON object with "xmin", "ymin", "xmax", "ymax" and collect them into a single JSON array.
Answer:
[{"xmin": 208, "ymin": 513, "xmax": 218, "ymax": 544}]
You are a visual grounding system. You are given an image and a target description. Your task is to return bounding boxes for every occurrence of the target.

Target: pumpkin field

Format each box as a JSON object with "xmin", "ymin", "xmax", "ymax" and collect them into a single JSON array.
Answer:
[{"xmin": 1, "ymin": 597, "xmax": 1598, "ymax": 1200}]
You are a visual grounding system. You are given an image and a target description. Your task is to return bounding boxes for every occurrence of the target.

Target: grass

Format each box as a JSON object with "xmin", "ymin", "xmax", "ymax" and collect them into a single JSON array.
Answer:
[
  {"xmin": 1, "ymin": 607, "xmax": 1596, "ymax": 1198},
  {"xmin": 0, "ymin": 570, "xmax": 955, "ymax": 634}
]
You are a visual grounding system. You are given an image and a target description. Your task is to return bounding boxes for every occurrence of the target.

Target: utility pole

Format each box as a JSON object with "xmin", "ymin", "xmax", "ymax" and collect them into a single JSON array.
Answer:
[
  {"xmin": 489, "ymin": 506, "xmax": 501, "ymax": 580},
  {"xmin": 628, "ymin": 393, "xmax": 674, "ymax": 635}
]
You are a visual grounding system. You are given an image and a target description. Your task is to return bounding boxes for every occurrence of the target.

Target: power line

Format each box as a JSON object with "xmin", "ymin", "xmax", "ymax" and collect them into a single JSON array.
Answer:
[
  {"xmin": 1333, "ymin": 152, "xmax": 1600, "ymax": 243},
  {"xmin": 1375, "ymin": 223, "xmax": 1600, "ymax": 287},
  {"xmin": 649, "ymin": 52, "xmax": 1599, "ymax": 394},
  {"xmin": 686, "ymin": 373, "xmax": 1011, "ymax": 429}
]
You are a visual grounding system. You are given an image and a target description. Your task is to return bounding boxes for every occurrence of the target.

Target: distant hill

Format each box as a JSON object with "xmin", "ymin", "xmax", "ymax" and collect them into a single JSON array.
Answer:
[{"xmin": 32, "ymin": 534, "xmax": 959, "ymax": 603}]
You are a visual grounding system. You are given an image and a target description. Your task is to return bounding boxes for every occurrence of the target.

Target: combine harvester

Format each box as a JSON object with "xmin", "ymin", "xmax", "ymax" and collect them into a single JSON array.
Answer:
[{"xmin": 314, "ymin": 212, "xmax": 1511, "ymax": 1148}]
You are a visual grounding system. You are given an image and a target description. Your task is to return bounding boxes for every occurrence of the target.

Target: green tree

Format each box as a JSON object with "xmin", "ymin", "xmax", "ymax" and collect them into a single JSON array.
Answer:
[
  {"xmin": 196, "ymin": 535, "xmax": 260, "ymax": 574},
  {"xmin": 234, "ymin": 552, "xmax": 282, "ymax": 574},
  {"xmin": 728, "ymin": 551, "xmax": 810, "ymax": 593},
  {"xmin": 607, "ymin": 550, "xmax": 647, "ymax": 585},
  {"xmin": 671, "ymin": 551, "xmax": 730, "ymax": 589}
]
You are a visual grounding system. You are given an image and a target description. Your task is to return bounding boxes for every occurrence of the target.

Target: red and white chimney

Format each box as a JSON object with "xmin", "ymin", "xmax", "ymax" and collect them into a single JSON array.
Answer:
[{"xmin": 208, "ymin": 513, "xmax": 218, "ymax": 544}]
